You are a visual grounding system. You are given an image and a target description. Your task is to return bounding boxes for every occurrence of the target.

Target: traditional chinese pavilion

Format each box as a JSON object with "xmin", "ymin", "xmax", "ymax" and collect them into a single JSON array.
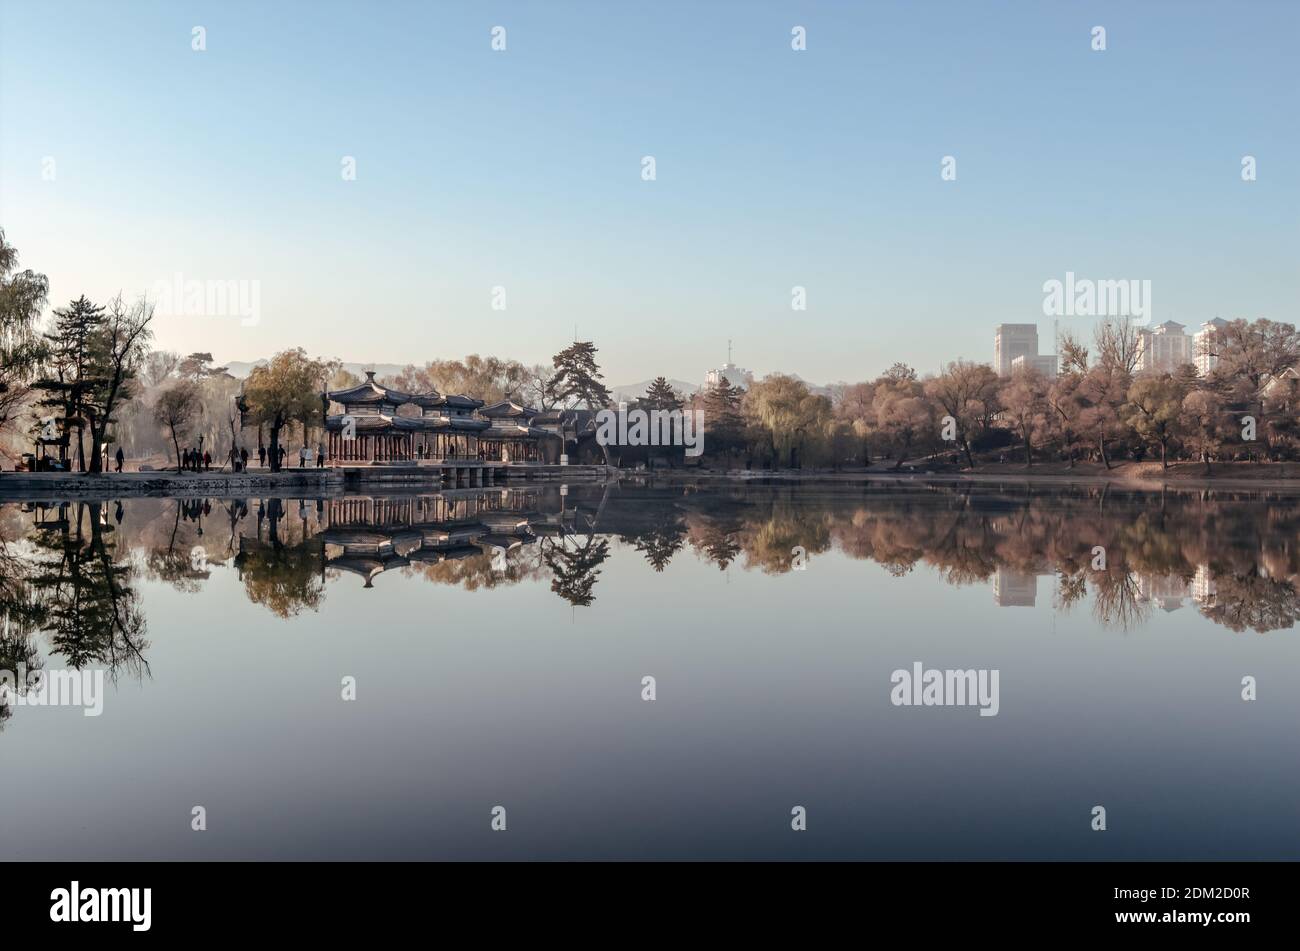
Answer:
[{"xmin": 321, "ymin": 372, "xmax": 558, "ymax": 464}]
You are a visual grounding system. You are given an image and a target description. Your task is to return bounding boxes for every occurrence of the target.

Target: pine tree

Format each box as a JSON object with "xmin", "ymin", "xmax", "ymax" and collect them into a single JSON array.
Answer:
[
  {"xmin": 82, "ymin": 295, "xmax": 154, "ymax": 472},
  {"xmin": 32, "ymin": 296, "xmax": 105, "ymax": 469},
  {"xmin": 550, "ymin": 341, "xmax": 611, "ymax": 410},
  {"xmin": 702, "ymin": 375, "xmax": 745, "ymax": 462},
  {"xmin": 641, "ymin": 376, "xmax": 682, "ymax": 412},
  {"xmin": 550, "ymin": 340, "xmax": 612, "ymax": 465},
  {"xmin": 177, "ymin": 351, "xmax": 230, "ymax": 380}
]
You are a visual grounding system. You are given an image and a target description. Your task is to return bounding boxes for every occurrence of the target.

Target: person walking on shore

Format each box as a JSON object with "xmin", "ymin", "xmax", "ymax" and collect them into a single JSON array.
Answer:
[
  {"xmin": 277, "ymin": 445, "xmax": 286, "ymax": 469},
  {"xmin": 203, "ymin": 450, "xmax": 211, "ymax": 471},
  {"xmin": 258, "ymin": 445, "xmax": 266, "ymax": 469},
  {"xmin": 317, "ymin": 442, "xmax": 326, "ymax": 468},
  {"xmin": 240, "ymin": 447, "xmax": 249, "ymax": 471},
  {"xmin": 115, "ymin": 447, "xmax": 124, "ymax": 473}
]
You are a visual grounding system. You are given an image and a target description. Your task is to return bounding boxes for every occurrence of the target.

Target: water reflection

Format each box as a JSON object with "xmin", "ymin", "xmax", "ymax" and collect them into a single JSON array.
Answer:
[
  {"xmin": 2, "ymin": 482, "xmax": 1297, "ymax": 699},
  {"xmin": 0, "ymin": 500, "xmax": 149, "ymax": 728}
]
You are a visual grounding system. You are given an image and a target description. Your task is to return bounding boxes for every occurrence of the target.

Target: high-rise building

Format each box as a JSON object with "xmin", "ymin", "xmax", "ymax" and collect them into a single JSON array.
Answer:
[
  {"xmin": 994, "ymin": 324, "xmax": 1040, "ymax": 377},
  {"xmin": 1010, "ymin": 354, "xmax": 1059, "ymax": 380},
  {"xmin": 1193, "ymin": 317, "xmax": 1230, "ymax": 376},
  {"xmin": 705, "ymin": 340, "xmax": 753, "ymax": 390},
  {"xmin": 1136, "ymin": 320, "xmax": 1194, "ymax": 373}
]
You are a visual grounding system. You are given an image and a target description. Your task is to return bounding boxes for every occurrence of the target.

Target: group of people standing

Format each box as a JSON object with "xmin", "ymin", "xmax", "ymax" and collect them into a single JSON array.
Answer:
[
  {"xmin": 181, "ymin": 447, "xmax": 212, "ymax": 471},
  {"xmin": 232, "ymin": 443, "xmax": 328, "ymax": 471},
  {"xmin": 178, "ymin": 442, "xmax": 328, "ymax": 473},
  {"xmin": 297, "ymin": 443, "xmax": 327, "ymax": 468},
  {"xmin": 103, "ymin": 441, "xmax": 333, "ymax": 475}
]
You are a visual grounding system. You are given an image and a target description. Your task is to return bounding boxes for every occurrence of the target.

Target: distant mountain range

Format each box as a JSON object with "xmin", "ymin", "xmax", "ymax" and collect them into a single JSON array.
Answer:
[{"xmin": 609, "ymin": 378, "xmax": 700, "ymax": 404}]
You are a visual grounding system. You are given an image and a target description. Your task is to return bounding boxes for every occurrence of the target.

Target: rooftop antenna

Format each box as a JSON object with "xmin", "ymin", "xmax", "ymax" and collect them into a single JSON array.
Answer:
[{"xmin": 727, "ymin": 338, "xmax": 733, "ymax": 364}]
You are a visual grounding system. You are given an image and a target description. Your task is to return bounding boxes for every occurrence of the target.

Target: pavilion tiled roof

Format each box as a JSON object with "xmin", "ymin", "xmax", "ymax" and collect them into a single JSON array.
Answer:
[
  {"xmin": 481, "ymin": 423, "xmax": 557, "ymax": 439},
  {"xmin": 324, "ymin": 413, "xmax": 489, "ymax": 433},
  {"xmin": 480, "ymin": 400, "xmax": 540, "ymax": 419},
  {"xmin": 325, "ymin": 371, "xmax": 413, "ymax": 405}
]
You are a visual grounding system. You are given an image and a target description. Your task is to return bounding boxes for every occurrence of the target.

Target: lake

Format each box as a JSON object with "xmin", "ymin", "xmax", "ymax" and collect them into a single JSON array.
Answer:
[{"xmin": 1, "ymin": 481, "xmax": 1296, "ymax": 860}]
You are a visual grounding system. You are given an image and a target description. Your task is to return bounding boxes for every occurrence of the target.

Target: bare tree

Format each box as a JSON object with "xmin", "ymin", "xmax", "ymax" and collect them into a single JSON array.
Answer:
[
  {"xmin": 1094, "ymin": 318, "xmax": 1142, "ymax": 376},
  {"xmin": 924, "ymin": 360, "xmax": 1000, "ymax": 468},
  {"xmin": 141, "ymin": 350, "xmax": 181, "ymax": 387},
  {"xmin": 1059, "ymin": 330, "xmax": 1090, "ymax": 375},
  {"xmin": 152, "ymin": 380, "xmax": 202, "ymax": 473},
  {"xmin": 85, "ymin": 294, "xmax": 154, "ymax": 472},
  {"xmin": 523, "ymin": 364, "xmax": 558, "ymax": 410}
]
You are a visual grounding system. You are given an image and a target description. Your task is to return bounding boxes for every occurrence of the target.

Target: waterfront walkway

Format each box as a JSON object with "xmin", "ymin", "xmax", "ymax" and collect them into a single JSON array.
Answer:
[{"xmin": 0, "ymin": 462, "xmax": 613, "ymax": 500}]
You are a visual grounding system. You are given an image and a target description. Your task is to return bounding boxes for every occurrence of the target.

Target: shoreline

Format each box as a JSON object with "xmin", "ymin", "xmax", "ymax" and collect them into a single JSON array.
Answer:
[
  {"xmin": 5, "ymin": 461, "xmax": 1300, "ymax": 500},
  {"xmin": 0, "ymin": 463, "xmax": 614, "ymax": 501},
  {"xmin": 641, "ymin": 461, "xmax": 1300, "ymax": 494}
]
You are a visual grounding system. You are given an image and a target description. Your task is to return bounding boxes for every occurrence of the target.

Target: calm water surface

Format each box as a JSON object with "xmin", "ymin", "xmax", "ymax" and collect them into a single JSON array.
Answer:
[{"xmin": 1, "ymin": 482, "xmax": 1297, "ymax": 859}]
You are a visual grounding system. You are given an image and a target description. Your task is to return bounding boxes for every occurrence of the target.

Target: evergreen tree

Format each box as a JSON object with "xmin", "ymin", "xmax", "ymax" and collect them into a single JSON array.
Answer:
[
  {"xmin": 33, "ymin": 296, "xmax": 105, "ymax": 469},
  {"xmin": 177, "ymin": 351, "xmax": 231, "ymax": 381},
  {"xmin": 550, "ymin": 340, "xmax": 612, "ymax": 465},
  {"xmin": 550, "ymin": 341, "xmax": 611, "ymax": 409},
  {"xmin": 701, "ymin": 375, "xmax": 745, "ymax": 462},
  {"xmin": 640, "ymin": 376, "xmax": 683, "ymax": 412},
  {"xmin": 83, "ymin": 294, "xmax": 154, "ymax": 472}
]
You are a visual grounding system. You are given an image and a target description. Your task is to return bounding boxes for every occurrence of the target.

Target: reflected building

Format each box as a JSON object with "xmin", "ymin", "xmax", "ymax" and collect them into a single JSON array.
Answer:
[
  {"xmin": 993, "ymin": 568, "xmax": 1037, "ymax": 606},
  {"xmin": 316, "ymin": 491, "xmax": 547, "ymax": 587},
  {"xmin": 1137, "ymin": 573, "xmax": 1190, "ymax": 612},
  {"xmin": 1191, "ymin": 564, "xmax": 1217, "ymax": 607}
]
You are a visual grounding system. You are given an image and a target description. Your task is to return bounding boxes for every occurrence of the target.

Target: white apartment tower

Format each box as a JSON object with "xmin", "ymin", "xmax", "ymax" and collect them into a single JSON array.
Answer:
[
  {"xmin": 1193, "ymin": 317, "xmax": 1230, "ymax": 376},
  {"xmin": 1135, "ymin": 320, "xmax": 1194, "ymax": 373}
]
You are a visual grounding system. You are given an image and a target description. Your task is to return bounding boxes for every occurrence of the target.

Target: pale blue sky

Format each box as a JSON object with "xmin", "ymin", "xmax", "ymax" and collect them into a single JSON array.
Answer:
[{"xmin": 1, "ymin": 0, "xmax": 1295, "ymax": 385}]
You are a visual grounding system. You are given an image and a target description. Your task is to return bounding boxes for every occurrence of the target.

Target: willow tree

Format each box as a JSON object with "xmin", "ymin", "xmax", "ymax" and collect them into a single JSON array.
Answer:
[
  {"xmin": 0, "ymin": 229, "xmax": 50, "ymax": 437},
  {"xmin": 744, "ymin": 374, "xmax": 832, "ymax": 468},
  {"xmin": 242, "ymin": 349, "xmax": 329, "ymax": 471}
]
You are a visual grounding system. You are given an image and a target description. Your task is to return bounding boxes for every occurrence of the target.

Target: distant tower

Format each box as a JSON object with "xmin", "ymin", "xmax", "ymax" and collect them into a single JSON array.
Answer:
[{"xmin": 706, "ymin": 341, "xmax": 752, "ymax": 391}]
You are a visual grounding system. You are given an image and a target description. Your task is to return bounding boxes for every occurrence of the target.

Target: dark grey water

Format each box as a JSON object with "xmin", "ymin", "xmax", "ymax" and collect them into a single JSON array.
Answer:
[{"xmin": 1, "ymin": 482, "xmax": 1296, "ymax": 859}]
